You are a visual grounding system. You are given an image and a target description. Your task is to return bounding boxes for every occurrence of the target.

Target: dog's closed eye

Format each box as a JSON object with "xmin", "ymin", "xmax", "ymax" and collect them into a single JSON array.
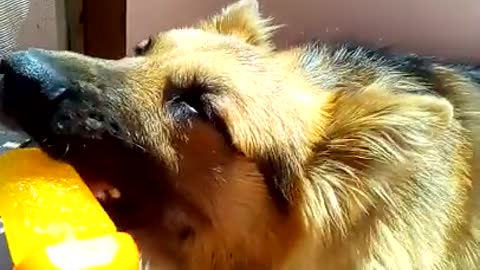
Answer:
[
  {"xmin": 134, "ymin": 36, "xmax": 154, "ymax": 56},
  {"xmin": 164, "ymin": 84, "xmax": 232, "ymax": 144},
  {"xmin": 165, "ymin": 86, "xmax": 208, "ymax": 123}
]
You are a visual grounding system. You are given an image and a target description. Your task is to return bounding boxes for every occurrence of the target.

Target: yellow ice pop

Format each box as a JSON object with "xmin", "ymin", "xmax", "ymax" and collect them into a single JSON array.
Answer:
[{"xmin": 0, "ymin": 148, "xmax": 139, "ymax": 269}]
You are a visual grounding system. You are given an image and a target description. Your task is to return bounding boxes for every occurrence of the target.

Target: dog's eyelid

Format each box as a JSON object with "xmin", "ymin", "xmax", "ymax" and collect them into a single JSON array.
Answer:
[
  {"xmin": 178, "ymin": 90, "xmax": 208, "ymax": 117},
  {"xmin": 134, "ymin": 36, "xmax": 154, "ymax": 56},
  {"xmin": 167, "ymin": 89, "xmax": 232, "ymax": 144},
  {"xmin": 182, "ymin": 101, "xmax": 199, "ymax": 114}
]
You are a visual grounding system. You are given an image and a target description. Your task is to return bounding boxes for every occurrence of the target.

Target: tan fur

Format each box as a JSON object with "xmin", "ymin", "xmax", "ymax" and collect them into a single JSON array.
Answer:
[{"xmin": 5, "ymin": 0, "xmax": 480, "ymax": 269}]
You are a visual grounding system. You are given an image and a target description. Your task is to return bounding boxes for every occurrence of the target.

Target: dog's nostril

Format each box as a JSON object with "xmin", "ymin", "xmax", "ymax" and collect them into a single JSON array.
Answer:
[
  {"xmin": 0, "ymin": 58, "xmax": 11, "ymax": 74},
  {"xmin": 0, "ymin": 59, "xmax": 6, "ymax": 74}
]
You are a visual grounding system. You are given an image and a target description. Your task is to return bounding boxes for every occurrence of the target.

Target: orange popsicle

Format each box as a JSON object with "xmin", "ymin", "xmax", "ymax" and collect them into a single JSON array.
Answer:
[
  {"xmin": 14, "ymin": 232, "xmax": 139, "ymax": 270},
  {"xmin": 0, "ymin": 148, "xmax": 138, "ymax": 269}
]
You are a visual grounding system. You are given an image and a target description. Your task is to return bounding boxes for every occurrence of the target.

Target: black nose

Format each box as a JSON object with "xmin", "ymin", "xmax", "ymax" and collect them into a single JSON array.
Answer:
[
  {"xmin": 1, "ymin": 49, "xmax": 70, "ymax": 100},
  {"xmin": 0, "ymin": 49, "xmax": 71, "ymax": 135}
]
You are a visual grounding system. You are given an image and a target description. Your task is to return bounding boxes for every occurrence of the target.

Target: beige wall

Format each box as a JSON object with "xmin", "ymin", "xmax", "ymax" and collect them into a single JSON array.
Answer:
[
  {"xmin": 126, "ymin": 0, "xmax": 226, "ymax": 55},
  {"xmin": 16, "ymin": 0, "xmax": 67, "ymax": 50},
  {"xmin": 126, "ymin": 0, "xmax": 480, "ymax": 62}
]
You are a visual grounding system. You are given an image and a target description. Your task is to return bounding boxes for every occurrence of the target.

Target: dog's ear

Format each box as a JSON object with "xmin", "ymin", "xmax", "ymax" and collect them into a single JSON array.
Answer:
[
  {"xmin": 198, "ymin": 0, "xmax": 281, "ymax": 49},
  {"xmin": 326, "ymin": 86, "xmax": 455, "ymax": 169}
]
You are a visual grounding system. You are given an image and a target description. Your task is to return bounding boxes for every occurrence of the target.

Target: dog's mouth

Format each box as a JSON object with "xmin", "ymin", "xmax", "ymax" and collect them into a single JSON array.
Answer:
[{"xmin": 35, "ymin": 134, "xmax": 165, "ymax": 234}]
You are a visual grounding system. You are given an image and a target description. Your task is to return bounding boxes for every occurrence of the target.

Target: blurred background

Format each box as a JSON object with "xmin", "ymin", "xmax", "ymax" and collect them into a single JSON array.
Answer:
[
  {"xmin": 3, "ymin": 0, "xmax": 480, "ymax": 60},
  {"xmin": 1, "ymin": 0, "xmax": 480, "ymax": 152}
]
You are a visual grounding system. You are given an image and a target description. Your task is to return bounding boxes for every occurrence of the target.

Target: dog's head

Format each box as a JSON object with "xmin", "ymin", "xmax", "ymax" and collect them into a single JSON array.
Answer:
[{"xmin": 0, "ymin": 0, "xmax": 328, "ymax": 268}]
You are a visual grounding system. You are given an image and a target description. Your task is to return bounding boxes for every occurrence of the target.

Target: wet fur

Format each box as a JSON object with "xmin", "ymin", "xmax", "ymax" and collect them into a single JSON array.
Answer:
[{"xmin": 3, "ymin": 0, "xmax": 480, "ymax": 269}]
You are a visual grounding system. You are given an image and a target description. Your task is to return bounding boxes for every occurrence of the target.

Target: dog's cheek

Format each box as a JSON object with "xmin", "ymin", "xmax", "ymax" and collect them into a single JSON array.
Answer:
[
  {"xmin": 130, "ymin": 118, "xmax": 306, "ymax": 268},
  {"xmin": 173, "ymin": 124, "xmax": 303, "ymax": 267}
]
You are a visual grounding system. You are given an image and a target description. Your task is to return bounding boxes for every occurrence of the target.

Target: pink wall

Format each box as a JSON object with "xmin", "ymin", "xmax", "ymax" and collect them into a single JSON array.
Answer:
[
  {"xmin": 17, "ymin": 0, "xmax": 67, "ymax": 50},
  {"xmin": 127, "ymin": 0, "xmax": 480, "ymax": 62},
  {"xmin": 126, "ymin": 0, "xmax": 226, "ymax": 55}
]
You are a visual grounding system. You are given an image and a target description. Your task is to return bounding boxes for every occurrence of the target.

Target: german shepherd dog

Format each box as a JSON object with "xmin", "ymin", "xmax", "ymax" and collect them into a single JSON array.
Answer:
[{"xmin": 1, "ymin": 0, "xmax": 480, "ymax": 269}]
